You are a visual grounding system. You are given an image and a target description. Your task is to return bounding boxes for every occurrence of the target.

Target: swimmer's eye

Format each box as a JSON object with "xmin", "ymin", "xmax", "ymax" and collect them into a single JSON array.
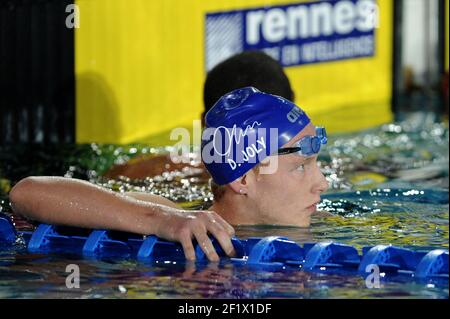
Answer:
[{"xmin": 294, "ymin": 157, "xmax": 318, "ymax": 172}]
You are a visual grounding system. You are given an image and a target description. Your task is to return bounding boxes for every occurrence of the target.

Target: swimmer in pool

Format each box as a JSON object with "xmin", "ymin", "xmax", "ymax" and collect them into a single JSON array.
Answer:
[{"xmin": 9, "ymin": 87, "xmax": 328, "ymax": 262}]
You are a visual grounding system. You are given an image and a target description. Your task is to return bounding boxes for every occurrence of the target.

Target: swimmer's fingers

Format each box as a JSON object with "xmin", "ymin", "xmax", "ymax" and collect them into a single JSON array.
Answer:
[
  {"xmin": 179, "ymin": 232, "xmax": 196, "ymax": 261},
  {"xmin": 192, "ymin": 228, "xmax": 220, "ymax": 262},
  {"xmin": 205, "ymin": 221, "xmax": 236, "ymax": 258},
  {"xmin": 213, "ymin": 214, "xmax": 235, "ymax": 237},
  {"xmin": 203, "ymin": 210, "xmax": 235, "ymax": 237}
]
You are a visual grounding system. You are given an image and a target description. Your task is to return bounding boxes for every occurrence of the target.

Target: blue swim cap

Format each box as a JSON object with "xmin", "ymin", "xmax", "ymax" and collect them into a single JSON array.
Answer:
[{"xmin": 201, "ymin": 87, "xmax": 310, "ymax": 185}]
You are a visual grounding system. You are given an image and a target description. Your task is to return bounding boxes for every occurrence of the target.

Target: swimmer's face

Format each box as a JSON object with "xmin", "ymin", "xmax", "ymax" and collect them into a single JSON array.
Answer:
[{"xmin": 247, "ymin": 123, "xmax": 329, "ymax": 227}]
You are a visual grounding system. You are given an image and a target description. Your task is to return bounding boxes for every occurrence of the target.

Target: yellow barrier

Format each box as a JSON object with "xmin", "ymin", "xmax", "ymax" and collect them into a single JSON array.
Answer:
[{"xmin": 76, "ymin": 0, "xmax": 393, "ymax": 144}]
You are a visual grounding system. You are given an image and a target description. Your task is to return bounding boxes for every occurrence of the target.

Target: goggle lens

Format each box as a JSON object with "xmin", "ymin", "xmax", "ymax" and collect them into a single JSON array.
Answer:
[{"xmin": 277, "ymin": 126, "xmax": 327, "ymax": 157}]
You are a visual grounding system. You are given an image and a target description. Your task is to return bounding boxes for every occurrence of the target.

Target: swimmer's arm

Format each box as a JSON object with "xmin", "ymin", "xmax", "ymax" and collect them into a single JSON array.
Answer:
[
  {"xmin": 124, "ymin": 192, "xmax": 180, "ymax": 209},
  {"xmin": 9, "ymin": 176, "xmax": 235, "ymax": 261}
]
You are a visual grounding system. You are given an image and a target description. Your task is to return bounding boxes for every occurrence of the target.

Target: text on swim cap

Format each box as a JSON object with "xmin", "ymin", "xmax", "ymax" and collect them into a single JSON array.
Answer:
[
  {"xmin": 227, "ymin": 137, "xmax": 266, "ymax": 170},
  {"xmin": 287, "ymin": 106, "xmax": 306, "ymax": 124},
  {"xmin": 213, "ymin": 121, "xmax": 262, "ymax": 156},
  {"xmin": 201, "ymin": 121, "xmax": 276, "ymax": 169},
  {"xmin": 212, "ymin": 122, "xmax": 267, "ymax": 170}
]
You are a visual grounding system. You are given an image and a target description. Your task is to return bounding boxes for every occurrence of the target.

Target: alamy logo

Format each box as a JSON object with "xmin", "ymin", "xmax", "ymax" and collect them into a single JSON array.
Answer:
[
  {"xmin": 365, "ymin": 264, "xmax": 381, "ymax": 289},
  {"xmin": 206, "ymin": 0, "xmax": 378, "ymax": 69},
  {"xmin": 65, "ymin": 4, "xmax": 80, "ymax": 29},
  {"xmin": 65, "ymin": 264, "xmax": 80, "ymax": 289}
]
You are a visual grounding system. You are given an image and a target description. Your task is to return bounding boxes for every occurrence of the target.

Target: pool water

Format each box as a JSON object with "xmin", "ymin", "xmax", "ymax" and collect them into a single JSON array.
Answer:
[{"xmin": 0, "ymin": 114, "xmax": 448, "ymax": 298}]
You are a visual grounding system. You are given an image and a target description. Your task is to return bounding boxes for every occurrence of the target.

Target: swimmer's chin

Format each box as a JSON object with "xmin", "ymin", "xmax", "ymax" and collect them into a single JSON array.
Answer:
[{"xmin": 312, "ymin": 210, "xmax": 334, "ymax": 218}]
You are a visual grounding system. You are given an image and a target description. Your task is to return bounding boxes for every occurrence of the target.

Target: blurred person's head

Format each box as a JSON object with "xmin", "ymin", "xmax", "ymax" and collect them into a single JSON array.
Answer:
[
  {"xmin": 202, "ymin": 87, "xmax": 328, "ymax": 227},
  {"xmin": 202, "ymin": 51, "xmax": 294, "ymax": 124}
]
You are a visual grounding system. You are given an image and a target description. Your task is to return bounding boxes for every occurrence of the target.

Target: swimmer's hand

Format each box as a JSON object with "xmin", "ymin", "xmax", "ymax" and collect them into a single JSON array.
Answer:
[{"xmin": 153, "ymin": 209, "xmax": 236, "ymax": 262}]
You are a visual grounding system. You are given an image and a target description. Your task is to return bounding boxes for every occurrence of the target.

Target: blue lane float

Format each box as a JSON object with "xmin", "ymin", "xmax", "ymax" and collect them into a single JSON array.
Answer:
[
  {"xmin": 303, "ymin": 241, "xmax": 361, "ymax": 271},
  {"xmin": 0, "ymin": 214, "xmax": 16, "ymax": 244},
  {"xmin": 0, "ymin": 213, "xmax": 448, "ymax": 285}
]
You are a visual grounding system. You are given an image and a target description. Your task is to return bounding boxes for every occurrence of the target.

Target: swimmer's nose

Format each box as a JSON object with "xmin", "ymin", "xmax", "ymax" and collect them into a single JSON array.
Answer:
[
  {"xmin": 317, "ymin": 171, "xmax": 329, "ymax": 193},
  {"xmin": 313, "ymin": 165, "xmax": 328, "ymax": 194}
]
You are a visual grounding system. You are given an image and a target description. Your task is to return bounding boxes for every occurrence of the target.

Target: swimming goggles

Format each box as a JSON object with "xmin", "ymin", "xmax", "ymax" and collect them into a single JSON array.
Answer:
[{"xmin": 277, "ymin": 127, "xmax": 327, "ymax": 157}]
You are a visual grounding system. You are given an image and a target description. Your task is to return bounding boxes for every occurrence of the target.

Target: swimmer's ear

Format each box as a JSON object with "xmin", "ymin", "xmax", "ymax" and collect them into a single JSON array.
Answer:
[{"xmin": 228, "ymin": 176, "xmax": 248, "ymax": 195}]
